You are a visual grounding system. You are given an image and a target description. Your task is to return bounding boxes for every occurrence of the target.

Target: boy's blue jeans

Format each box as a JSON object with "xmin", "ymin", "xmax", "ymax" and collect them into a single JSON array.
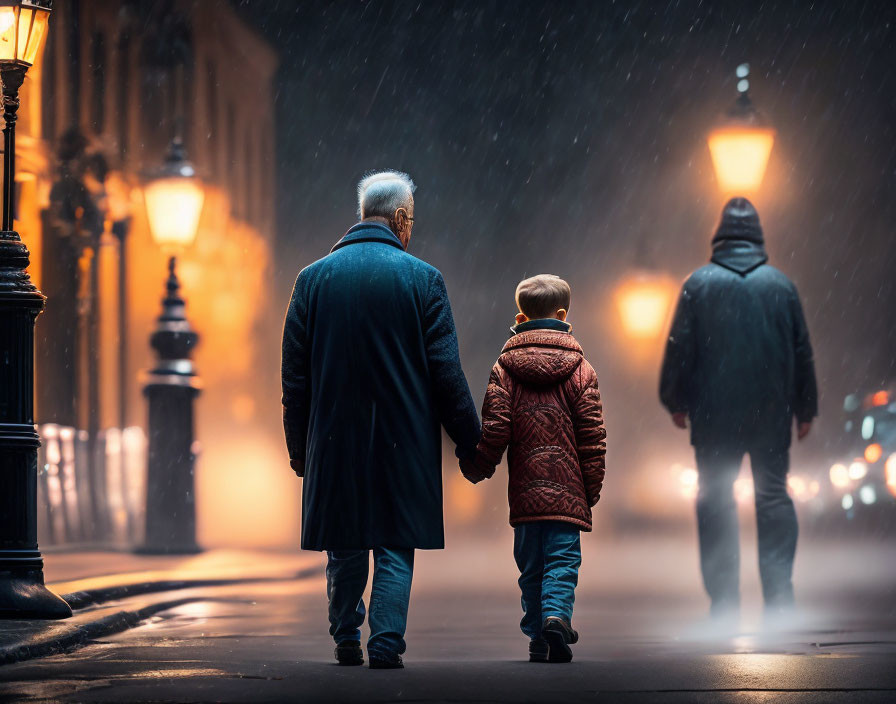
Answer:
[
  {"xmin": 513, "ymin": 521, "xmax": 582, "ymax": 640},
  {"xmin": 326, "ymin": 547, "xmax": 414, "ymax": 658}
]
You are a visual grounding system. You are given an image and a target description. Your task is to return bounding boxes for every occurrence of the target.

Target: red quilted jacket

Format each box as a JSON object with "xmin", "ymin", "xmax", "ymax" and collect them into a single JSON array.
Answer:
[{"xmin": 473, "ymin": 328, "xmax": 607, "ymax": 530}]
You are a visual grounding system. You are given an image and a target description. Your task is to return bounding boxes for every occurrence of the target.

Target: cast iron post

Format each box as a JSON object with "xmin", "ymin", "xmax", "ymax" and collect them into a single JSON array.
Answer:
[
  {"xmin": 0, "ymin": 65, "xmax": 71, "ymax": 618},
  {"xmin": 137, "ymin": 257, "xmax": 201, "ymax": 554}
]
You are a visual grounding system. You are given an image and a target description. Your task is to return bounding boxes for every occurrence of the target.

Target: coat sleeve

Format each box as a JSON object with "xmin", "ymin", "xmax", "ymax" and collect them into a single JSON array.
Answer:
[
  {"xmin": 423, "ymin": 270, "xmax": 482, "ymax": 460},
  {"xmin": 572, "ymin": 361, "xmax": 607, "ymax": 506},
  {"xmin": 474, "ymin": 363, "xmax": 513, "ymax": 472},
  {"xmin": 659, "ymin": 284, "xmax": 696, "ymax": 415},
  {"xmin": 790, "ymin": 286, "xmax": 818, "ymax": 423},
  {"xmin": 281, "ymin": 274, "xmax": 310, "ymax": 472}
]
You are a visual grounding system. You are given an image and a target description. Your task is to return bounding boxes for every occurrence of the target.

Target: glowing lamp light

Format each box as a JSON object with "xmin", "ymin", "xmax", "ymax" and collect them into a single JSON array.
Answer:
[
  {"xmin": 707, "ymin": 128, "xmax": 775, "ymax": 193},
  {"xmin": 615, "ymin": 274, "xmax": 678, "ymax": 340},
  {"xmin": 864, "ymin": 443, "xmax": 883, "ymax": 464},
  {"xmin": 885, "ymin": 454, "xmax": 896, "ymax": 498},
  {"xmin": 708, "ymin": 64, "xmax": 775, "ymax": 194},
  {"xmin": 0, "ymin": 1, "xmax": 50, "ymax": 67},
  {"xmin": 144, "ymin": 139, "xmax": 204, "ymax": 250},
  {"xmin": 829, "ymin": 463, "xmax": 849, "ymax": 489},
  {"xmin": 848, "ymin": 461, "xmax": 868, "ymax": 481}
]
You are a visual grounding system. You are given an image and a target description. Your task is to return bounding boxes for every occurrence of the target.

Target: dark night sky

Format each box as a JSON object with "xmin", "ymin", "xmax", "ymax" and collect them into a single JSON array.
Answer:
[{"xmin": 237, "ymin": 0, "xmax": 895, "ymax": 478}]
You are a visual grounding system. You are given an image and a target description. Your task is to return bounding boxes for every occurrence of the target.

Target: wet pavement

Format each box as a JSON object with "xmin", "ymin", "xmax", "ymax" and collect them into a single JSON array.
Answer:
[{"xmin": 1, "ymin": 534, "xmax": 894, "ymax": 702}]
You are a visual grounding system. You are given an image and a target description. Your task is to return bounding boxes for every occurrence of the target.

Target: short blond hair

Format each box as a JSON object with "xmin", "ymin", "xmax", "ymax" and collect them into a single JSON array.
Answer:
[{"xmin": 515, "ymin": 274, "xmax": 571, "ymax": 319}]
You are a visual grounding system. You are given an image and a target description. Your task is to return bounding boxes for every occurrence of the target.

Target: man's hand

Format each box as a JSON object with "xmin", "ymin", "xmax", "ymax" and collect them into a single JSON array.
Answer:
[
  {"xmin": 290, "ymin": 458, "xmax": 304, "ymax": 478},
  {"xmin": 797, "ymin": 421, "xmax": 812, "ymax": 441},
  {"xmin": 671, "ymin": 412, "xmax": 688, "ymax": 429}
]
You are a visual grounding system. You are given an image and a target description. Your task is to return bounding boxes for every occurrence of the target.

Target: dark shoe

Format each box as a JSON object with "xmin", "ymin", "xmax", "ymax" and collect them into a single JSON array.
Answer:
[
  {"xmin": 542, "ymin": 616, "xmax": 578, "ymax": 663},
  {"xmin": 368, "ymin": 652, "xmax": 403, "ymax": 669},
  {"xmin": 528, "ymin": 638, "xmax": 549, "ymax": 663},
  {"xmin": 334, "ymin": 641, "xmax": 363, "ymax": 666}
]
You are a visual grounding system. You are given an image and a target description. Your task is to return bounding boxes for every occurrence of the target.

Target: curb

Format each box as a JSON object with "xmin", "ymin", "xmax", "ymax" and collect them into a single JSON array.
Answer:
[{"xmin": 0, "ymin": 564, "xmax": 324, "ymax": 666}]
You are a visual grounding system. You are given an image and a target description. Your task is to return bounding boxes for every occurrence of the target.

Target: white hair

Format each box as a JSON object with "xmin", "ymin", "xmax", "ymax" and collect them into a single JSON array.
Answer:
[{"xmin": 357, "ymin": 170, "xmax": 416, "ymax": 219}]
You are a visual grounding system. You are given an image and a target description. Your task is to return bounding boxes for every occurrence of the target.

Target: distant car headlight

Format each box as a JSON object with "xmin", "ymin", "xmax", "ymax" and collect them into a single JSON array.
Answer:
[
  {"xmin": 830, "ymin": 463, "xmax": 850, "ymax": 488},
  {"xmin": 672, "ymin": 464, "xmax": 698, "ymax": 500},
  {"xmin": 859, "ymin": 485, "xmax": 877, "ymax": 505},
  {"xmin": 885, "ymin": 454, "xmax": 896, "ymax": 498},
  {"xmin": 788, "ymin": 474, "xmax": 820, "ymax": 503},
  {"xmin": 848, "ymin": 461, "xmax": 868, "ymax": 481}
]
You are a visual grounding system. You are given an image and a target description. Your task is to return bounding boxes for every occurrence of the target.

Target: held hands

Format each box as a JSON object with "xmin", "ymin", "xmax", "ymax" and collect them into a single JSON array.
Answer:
[
  {"xmin": 459, "ymin": 452, "xmax": 495, "ymax": 484},
  {"xmin": 797, "ymin": 421, "xmax": 812, "ymax": 441}
]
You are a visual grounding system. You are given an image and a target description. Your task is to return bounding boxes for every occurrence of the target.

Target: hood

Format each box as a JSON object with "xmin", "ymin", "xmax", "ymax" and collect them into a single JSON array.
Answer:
[
  {"xmin": 710, "ymin": 197, "xmax": 768, "ymax": 275},
  {"xmin": 498, "ymin": 330, "xmax": 583, "ymax": 385},
  {"xmin": 711, "ymin": 238, "xmax": 769, "ymax": 275},
  {"xmin": 711, "ymin": 198, "xmax": 764, "ymax": 244}
]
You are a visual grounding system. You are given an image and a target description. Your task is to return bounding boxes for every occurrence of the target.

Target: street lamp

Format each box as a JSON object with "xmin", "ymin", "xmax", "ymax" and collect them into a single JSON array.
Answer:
[
  {"xmin": 137, "ymin": 138, "xmax": 203, "ymax": 555},
  {"xmin": 707, "ymin": 64, "xmax": 775, "ymax": 194},
  {"xmin": 0, "ymin": 0, "xmax": 70, "ymax": 618},
  {"xmin": 614, "ymin": 272, "xmax": 678, "ymax": 341}
]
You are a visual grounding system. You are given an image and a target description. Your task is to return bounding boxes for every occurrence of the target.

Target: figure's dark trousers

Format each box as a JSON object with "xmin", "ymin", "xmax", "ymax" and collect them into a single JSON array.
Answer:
[
  {"xmin": 326, "ymin": 547, "xmax": 414, "ymax": 658},
  {"xmin": 513, "ymin": 521, "xmax": 582, "ymax": 640},
  {"xmin": 694, "ymin": 445, "xmax": 798, "ymax": 614}
]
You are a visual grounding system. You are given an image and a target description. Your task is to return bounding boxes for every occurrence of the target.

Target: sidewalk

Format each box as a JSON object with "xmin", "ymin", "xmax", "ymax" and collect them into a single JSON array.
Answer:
[{"xmin": 1, "ymin": 549, "xmax": 325, "ymax": 665}]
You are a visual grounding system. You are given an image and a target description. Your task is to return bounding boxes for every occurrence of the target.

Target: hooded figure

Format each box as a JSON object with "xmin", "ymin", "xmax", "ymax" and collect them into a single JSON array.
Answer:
[{"xmin": 659, "ymin": 198, "xmax": 817, "ymax": 617}]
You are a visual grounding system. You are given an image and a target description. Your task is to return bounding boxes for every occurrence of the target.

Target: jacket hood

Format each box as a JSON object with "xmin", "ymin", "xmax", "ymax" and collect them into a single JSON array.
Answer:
[
  {"xmin": 711, "ymin": 238, "xmax": 769, "ymax": 275},
  {"xmin": 499, "ymin": 330, "xmax": 583, "ymax": 385},
  {"xmin": 712, "ymin": 198, "xmax": 764, "ymax": 244},
  {"xmin": 710, "ymin": 198, "xmax": 768, "ymax": 275}
]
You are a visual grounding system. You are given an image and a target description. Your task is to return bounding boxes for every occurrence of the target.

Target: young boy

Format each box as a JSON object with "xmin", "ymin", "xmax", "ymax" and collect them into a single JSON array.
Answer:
[{"xmin": 461, "ymin": 274, "xmax": 607, "ymax": 663}]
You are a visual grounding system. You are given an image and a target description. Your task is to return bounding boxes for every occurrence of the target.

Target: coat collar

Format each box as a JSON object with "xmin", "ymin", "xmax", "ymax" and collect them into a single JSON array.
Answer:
[
  {"xmin": 511, "ymin": 318, "xmax": 572, "ymax": 336},
  {"xmin": 710, "ymin": 238, "xmax": 768, "ymax": 276},
  {"xmin": 331, "ymin": 222, "xmax": 405, "ymax": 253},
  {"xmin": 502, "ymin": 327, "xmax": 582, "ymax": 354}
]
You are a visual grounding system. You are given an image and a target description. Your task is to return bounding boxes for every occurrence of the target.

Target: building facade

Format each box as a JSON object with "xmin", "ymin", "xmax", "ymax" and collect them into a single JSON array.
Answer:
[{"xmin": 17, "ymin": 1, "xmax": 298, "ymax": 547}]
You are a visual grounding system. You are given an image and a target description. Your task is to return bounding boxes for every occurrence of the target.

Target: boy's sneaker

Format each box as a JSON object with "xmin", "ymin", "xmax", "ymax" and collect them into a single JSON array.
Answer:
[
  {"xmin": 542, "ymin": 616, "xmax": 578, "ymax": 663},
  {"xmin": 528, "ymin": 638, "xmax": 549, "ymax": 663},
  {"xmin": 334, "ymin": 641, "xmax": 364, "ymax": 666},
  {"xmin": 368, "ymin": 652, "xmax": 404, "ymax": 669}
]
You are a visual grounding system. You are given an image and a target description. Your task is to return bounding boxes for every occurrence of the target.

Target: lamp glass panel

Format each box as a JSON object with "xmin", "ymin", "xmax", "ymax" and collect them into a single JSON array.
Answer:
[
  {"xmin": 144, "ymin": 177, "xmax": 205, "ymax": 248},
  {"xmin": 0, "ymin": 6, "xmax": 18, "ymax": 61},
  {"xmin": 15, "ymin": 7, "xmax": 32, "ymax": 61},
  {"xmin": 23, "ymin": 8, "xmax": 47, "ymax": 65},
  {"xmin": 707, "ymin": 128, "xmax": 775, "ymax": 193}
]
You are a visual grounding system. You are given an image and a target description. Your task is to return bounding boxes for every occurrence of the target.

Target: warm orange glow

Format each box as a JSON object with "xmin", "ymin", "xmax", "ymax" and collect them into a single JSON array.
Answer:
[
  {"xmin": 707, "ymin": 127, "xmax": 775, "ymax": 193},
  {"xmin": 445, "ymin": 471, "xmax": 484, "ymax": 525},
  {"xmin": 0, "ymin": 4, "xmax": 50, "ymax": 66},
  {"xmin": 869, "ymin": 390, "xmax": 890, "ymax": 407},
  {"xmin": 615, "ymin": 276, "xmax": 678, "ymax": 340},
  {"xmin": 865, "ymin": 443, "xmax": 883, "ymax": 464},
  {"xmin": 144, "ymin": 177, "xmax": 205, "ymax": 249},
  {"xmin": 829, "ymin": 463, "xmax": 850, "ymax": 488},
  {"xmin": 885, "ymin": 454, "xmax": 896, "ymax": 498}
]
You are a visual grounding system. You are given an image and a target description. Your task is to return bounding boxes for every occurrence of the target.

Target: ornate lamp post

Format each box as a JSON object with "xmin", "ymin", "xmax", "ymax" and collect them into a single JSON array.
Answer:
[
  {"xmin": 0, "ymin": 0, "xmax": 70, "ymax": 618},
  {"xmin": 707, "ymin": 64, "xmax": 775, "ymax": 194},
  {"xmin": 137, "ymin": 138, "xmax": 204, "ymax": 554}
]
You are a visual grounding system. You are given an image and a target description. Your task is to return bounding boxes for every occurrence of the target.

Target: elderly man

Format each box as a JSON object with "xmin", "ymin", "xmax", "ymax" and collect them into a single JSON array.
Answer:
[
  {"xmin": 281, "ymin": 171, "xmax": 481, "ymax": 669},
  {"xmin": 660, "ymin": 198, "xmax": 817, "ymax": 624}
]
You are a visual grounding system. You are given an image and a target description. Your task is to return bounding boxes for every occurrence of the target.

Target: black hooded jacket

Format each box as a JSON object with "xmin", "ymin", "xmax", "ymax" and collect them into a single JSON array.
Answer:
[{"xmin": 660, "ymin": 199, "xmax": 818, "ymax": 448}]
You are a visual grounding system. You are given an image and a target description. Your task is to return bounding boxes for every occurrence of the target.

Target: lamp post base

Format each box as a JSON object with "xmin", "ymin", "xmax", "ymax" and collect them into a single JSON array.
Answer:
[{"xmin": 0, "ymin": 560, "xmax": 72, "ymax": 620}]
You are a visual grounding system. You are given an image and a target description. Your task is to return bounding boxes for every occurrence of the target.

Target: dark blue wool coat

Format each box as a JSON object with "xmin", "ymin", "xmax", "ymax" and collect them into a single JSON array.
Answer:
[
  {"xmin": 660, "ymin": 204, "xmax": 818, "ymax": 450},
  {"xmin": 282, "ymin": 222, "xmax": 481, "ymax": 551}
]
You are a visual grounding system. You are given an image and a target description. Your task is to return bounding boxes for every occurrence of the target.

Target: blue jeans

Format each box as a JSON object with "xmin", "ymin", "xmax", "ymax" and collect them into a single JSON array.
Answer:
[
  {"xmin": 513, "ymin": 521, "xmax": 582, "ymax": 640},
  {"xmin": 326, "ymin": 547, "xmax": 414, "ymax": 658},
  {"xmin": 695, "ymin": 445, "xmax": 797, "ymax": 613}
]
